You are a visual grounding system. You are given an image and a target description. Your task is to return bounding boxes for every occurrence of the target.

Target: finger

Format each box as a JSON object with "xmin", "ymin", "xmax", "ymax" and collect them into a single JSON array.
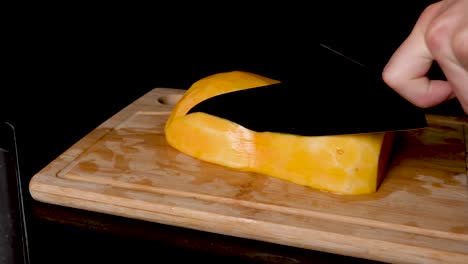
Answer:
[
  {"xmin": 454, "ymin": 26, "xmax": 468, "ymax": 70},
  {"xmin": 423, "ymin": 0, "xmax": 468, "ymax": 113},
  {"xmin": 382, "ymin": 2, "xmax": 454, "ymax": 108},
  {"xmin": 439, "ymin": 60, "xmax": 468, "ymax": 113}
]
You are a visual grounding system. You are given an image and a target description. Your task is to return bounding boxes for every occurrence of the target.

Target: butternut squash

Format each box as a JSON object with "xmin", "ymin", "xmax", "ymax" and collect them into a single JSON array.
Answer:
[{"xmin": 165, "ymin": 71, "xmax": 394, "ymax": 195}]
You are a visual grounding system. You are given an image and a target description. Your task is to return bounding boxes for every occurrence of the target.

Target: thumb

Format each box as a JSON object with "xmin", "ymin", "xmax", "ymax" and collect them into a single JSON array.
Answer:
[{"xmin": 382, "ymin": 2, "xmax": 453, "ymax": 108}]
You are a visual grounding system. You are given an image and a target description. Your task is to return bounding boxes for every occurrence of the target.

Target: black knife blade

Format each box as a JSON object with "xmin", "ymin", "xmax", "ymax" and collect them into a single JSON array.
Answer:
[{"xmin": 186, "ymin": 43, "xmax": 428, "ymax": 136}]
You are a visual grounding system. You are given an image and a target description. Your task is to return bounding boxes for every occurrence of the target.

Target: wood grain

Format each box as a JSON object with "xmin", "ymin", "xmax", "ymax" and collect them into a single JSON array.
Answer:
[{"xmin": 29, "ymin": 88, "xmax": 468, "ymax": 264}]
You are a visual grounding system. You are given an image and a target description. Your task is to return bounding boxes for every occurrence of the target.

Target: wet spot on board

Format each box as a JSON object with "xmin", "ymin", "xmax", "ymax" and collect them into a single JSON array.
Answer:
[
  {"xmin": 451, "ymin": 225, "xmax": 468, "ymax": 234},
  {"xmin": 132, "ymin": 178, "xmax": 152, "ymax": 186},
  {"xmin": 95, "ymin": 147, "xmax": 115, "ymax": 161},
  {"xmin": 405, "ymin": 221, "xmax": 420, "ymax": 227},
  {"xmin": 234, "ymin": 181, "xmax": 254, "ymax": 200},
  {"xmin": 406, "ymin": 185, "xmax": 432, "ymax": 196},
  {"xmin": 175, "ymin": 153, "xmax": 201, "ymax": 173},
  {"xmin": 78, "ymin": 161, "xmax": 99, "ymax": 174},
  {"xmin": 114, "ymin": 154, "xmax": 130, "ymax": 171},
  {"xmin": 452, "ymin": 173, "xmax": 467, "ymax": 185}
]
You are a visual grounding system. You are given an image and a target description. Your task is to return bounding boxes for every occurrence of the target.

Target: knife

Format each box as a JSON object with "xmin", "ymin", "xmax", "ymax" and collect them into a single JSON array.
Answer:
[{"xmin": 186, "ymin": 43, "xmax": 428, "ymax": 136}]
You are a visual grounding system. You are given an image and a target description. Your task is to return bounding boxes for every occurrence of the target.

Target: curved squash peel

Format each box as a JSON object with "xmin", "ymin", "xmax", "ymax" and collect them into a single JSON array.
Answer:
[{"xmin": 165, "ymin": 71, "xmax": 394, "ymax": 195}]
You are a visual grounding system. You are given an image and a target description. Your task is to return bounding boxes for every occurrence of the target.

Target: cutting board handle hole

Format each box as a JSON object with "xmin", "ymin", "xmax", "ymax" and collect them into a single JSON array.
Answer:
[{"xmin": 157, "ymin": 94, "xmax": 182, "ymax": 105}]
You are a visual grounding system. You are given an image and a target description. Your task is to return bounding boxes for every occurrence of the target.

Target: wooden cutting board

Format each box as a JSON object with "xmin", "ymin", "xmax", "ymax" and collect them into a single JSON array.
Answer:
[{"xmin": 29, "ymin": 88, "xmax": 468, "ymax": 264}]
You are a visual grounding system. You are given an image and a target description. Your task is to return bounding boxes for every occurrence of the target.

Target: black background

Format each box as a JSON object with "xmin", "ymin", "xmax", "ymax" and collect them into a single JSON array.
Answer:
[{"xmin": 1, "ymin": 1, "xmax": 466, "ymax": 263}]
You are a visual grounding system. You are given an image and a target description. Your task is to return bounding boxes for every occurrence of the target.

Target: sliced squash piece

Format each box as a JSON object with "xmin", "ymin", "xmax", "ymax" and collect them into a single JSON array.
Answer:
[{"xmin": 165, "ymin": 71, "xmax": 394, "ymax": 195}]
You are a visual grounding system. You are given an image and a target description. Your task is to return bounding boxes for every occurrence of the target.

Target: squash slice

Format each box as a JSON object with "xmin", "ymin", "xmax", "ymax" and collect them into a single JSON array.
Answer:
[{"xmin": 165, "ymin": 71, "xmax": 394, "ymax": 195}]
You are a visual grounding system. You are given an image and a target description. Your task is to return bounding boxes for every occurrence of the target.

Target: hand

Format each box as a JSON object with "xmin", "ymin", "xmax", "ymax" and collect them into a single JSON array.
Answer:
[{"xmin": 382, "ymin": 0, "xmax": 468, "ymax": 113}]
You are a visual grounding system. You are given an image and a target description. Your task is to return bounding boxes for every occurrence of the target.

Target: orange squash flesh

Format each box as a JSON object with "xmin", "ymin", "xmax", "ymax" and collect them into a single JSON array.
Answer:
[{"xmin": 165, "ymin": 71, "xmax": 394, "ymax": 195}]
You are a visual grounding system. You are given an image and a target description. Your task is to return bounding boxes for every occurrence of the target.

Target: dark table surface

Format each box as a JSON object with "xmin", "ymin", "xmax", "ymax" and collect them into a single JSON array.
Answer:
[{"xmin": 3, "ymin": 1, "xmax": 466, "ymax": 263}]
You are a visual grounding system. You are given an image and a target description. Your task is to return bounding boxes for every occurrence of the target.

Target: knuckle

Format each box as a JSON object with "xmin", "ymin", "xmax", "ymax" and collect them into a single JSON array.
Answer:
[
  {"xmin": 382, "ymin": 65, "xmax": 403, "ymax": 90},
  {"xmin": 451, "ymin": 28, "xmax": 468, "ymax": 66},
  {"xmin": 425, "ymin": 17, "xmax": 451, "ymax": 54}
]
